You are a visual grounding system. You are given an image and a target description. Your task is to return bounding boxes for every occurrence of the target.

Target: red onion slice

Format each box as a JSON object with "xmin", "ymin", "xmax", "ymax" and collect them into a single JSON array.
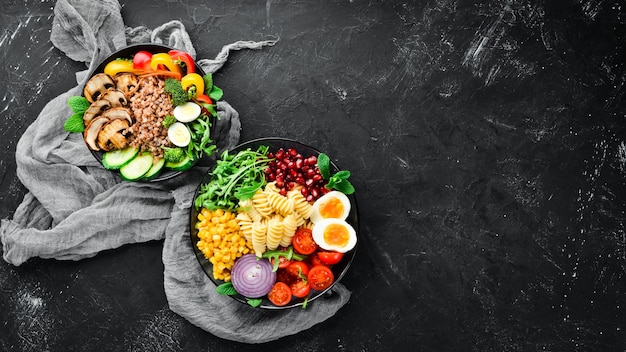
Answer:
[{"xmin": 230, "ymin": 254, "xmax": 277, "ymax": 298}]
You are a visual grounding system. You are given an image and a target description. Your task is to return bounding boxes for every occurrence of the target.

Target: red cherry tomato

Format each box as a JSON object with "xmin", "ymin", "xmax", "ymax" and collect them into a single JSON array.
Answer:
[
  {"xmin": 276, "ymin": 268, "xmax": 294, "ymax": 285},
  {"xmin": 317, "ymin": 251, "xmax": 344, "ymax": 265},
  {"xmin": 309, "ymin": 252, "xmax": 324, "ymax": 267},
  {"xmin": 308, "ymin": 265, "xmax": 334, "ymax": 291},
  {"xmin": 286, "ymin": 261, "xmax": 309, "ymax": 279},
  {"xmin": 268, "ymin": 282, "xmax": 292, "ymax": 306},
  {"xmin": 133, "ymin": 51, "xmax": 153, "ymax": 70},
  {"xmin": 292, "ymin": 228, "xmax": 318, "ymax": 255},
  {"xmin": 270, "ymin": 255, "xmax": 293, "ymax": 270},
  {"xmin": 290, "ymin": 279, "xmax": 311, "ymax": 298}
]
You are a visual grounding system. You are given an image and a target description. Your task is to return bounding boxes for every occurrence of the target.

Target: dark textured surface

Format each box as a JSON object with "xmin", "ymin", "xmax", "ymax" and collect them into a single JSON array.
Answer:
[{"xmin": 1, "ymin": 0, "xmax": 625, "ymax": 351}]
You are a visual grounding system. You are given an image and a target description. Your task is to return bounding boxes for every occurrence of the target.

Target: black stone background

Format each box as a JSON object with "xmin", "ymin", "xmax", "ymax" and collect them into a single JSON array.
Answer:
[{"xmin": 1, "ymin": 0, "xmax": 625, "ymax": 351}]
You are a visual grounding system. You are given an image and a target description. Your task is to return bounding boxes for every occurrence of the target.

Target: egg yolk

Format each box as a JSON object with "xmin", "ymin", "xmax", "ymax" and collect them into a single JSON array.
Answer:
[
  {"xmin": 323, "ymin": 223, "xmax": 350, "ymax": 248},
  {"xmin": 319, "ymin": 197, "xmax": 344, "ymax": 219}
]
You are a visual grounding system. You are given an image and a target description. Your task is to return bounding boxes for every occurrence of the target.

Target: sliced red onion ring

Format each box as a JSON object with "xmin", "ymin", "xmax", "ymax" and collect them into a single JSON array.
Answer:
[{"xmin": 231, "ymin": 254, "xmax": 277, "ymax": 298}]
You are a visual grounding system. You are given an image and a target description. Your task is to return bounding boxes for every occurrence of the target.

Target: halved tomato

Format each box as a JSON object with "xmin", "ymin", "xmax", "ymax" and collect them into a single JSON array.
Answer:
[
  {"xmin": 292, "ymin": 228, "xmax": 318, "ymax": 255},
  {"xmin": 290, "ymin": 279, "xmax": 311, "ymax": 298},
  {"xmin": 268, "ymin": 282, "xmax": 292, "ymax": 306},
  {"xmin": 308, "ymin": 265, "xmax": 334, "ymax": 291}
]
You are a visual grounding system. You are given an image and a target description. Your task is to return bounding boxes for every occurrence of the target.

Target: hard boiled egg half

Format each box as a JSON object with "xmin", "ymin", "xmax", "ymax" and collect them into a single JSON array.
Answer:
[
  {"xmin": 312, "ymin": 218, "xmax": 357, "ymax": 253},
  {"xmin": 173, "ymin": 101, "xmax": 201, "ymax": 123},
  {"xmin": 309, "ymin": 190, "xmax": 351, "ymax": 224}
]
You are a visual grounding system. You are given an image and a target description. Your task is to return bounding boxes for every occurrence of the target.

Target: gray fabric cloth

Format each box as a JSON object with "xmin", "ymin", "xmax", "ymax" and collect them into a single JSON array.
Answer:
[{"xmin": 1, "ymin": 0, "xmax": 351, "ymax": 343}]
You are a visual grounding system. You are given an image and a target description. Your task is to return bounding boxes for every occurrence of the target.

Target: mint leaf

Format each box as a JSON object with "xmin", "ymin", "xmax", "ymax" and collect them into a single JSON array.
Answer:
[
  {"xmin": 209, "ymin": 85, "xmax": 223, "ymax": 101},
  {"xmin": 247, "ymin": 298, "xmax": 263, "ymax": 307},
  {"xmin": 333, "ymin": 179, "xmax": 355, "ymax": 195},
  {"xmin": 333, "ymin": 170, "xmax": 350, "ymax": 180},
  {"xmin": 317, "ymin": 153, "xmax": 331, "ymax": 179},
  {"xmin": 216, "ymin": 282, "xmax": 238, "ymax": 295},
  {"xmin": 63, "ymin": 112, "xmax": 85, "ymax": 132},
  {"xmin": 67, "ymin": 96, "xmax": 90, "ymax": 114}
]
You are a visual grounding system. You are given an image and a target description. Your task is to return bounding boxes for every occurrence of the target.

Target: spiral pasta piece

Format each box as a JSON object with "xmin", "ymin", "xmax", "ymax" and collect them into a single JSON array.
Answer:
[
  {"xmin": 236, "ymin": 212, "xmax": 253, "ymax": 242},
  {"xmin": 251, "ymin": 221, "xmax": 267, "ymax": 256},
  {"xmin": 289, "ymin": 189, "xmax": 313, "ymax": 219},
  {"xmin": 279, "ymin": 212, "xmax": 300, "ymax": 247},
  {"xmin": 252, "ymin": 190, "xmax": 273, "ymax": 218},
  {"xmin": 266, "ymin": 215, "xmax": 284, "ymax": 250},
  {"xmin": 267, "ymin": 192, "xmax": 295, "ymax": 216}
]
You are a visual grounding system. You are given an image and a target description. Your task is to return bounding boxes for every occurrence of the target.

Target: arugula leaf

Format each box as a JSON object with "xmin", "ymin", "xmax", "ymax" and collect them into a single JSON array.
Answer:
[
  {"xmin": 194, "ymin": 146, "xmax": 273, "ymax": 211},
  {"xmin": 64, "ymin": 112, "xmax": 85, "ymax": 132},
  {"xmin": 67, "ymin": 96, "xmax": 90, "ymax": 114},
  {"xmin": 216, "ymin": 282, "xmax": 238, "ymax": 295}
]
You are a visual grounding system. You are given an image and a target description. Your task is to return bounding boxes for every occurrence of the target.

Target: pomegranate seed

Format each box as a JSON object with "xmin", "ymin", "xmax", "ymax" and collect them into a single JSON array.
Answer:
[
  {"xmin": 311, "ymin": 188, "xmax": 319, "ymax": 198},
  {"xmin": 312, "ymin": 174, "xmax": 322, "ymax": 182},
  {"xmin": 280, "ymin": 188, "xmax": 287, "ymax": 196},
  {"xmin": 301, "ymin": 188, "xmax": 309, "ymax": 196},
  {"xmin": 306, "ymin": 194, "xmax": 314, "ymax": 202}
]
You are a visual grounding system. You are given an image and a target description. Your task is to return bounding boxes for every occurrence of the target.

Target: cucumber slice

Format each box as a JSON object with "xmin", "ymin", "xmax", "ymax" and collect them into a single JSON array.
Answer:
[
  {"xmin": 142, "ymin": 157, "xmax": 165, "ymax": 180},
  {"xmin": 164, "ymin": 154, "xmax": 195, "ymax": 171},
  {"xmin": 102, "ymin": 147, "xmax": 139, "ymax": 170},
  {"xmin": 120, "ymin": 152, "xmax": 154, "ymax": 181}
]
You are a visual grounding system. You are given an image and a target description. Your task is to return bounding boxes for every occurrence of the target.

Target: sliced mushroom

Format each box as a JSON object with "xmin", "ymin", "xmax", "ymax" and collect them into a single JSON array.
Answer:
[
  {"xmin": 83, "ymin": 73, "xmax": 116, "ymax": 103},
  {"xmin": 83, "ymin": 99, "xmax": 112, "ymax": 125},
  {"xmin": 114, "ymin": 73, "xmax": 139, "ymax": 97},
  {"xmin": 97, "ymin": 119, "xmax": 130, "ymax": 151},
  {"xmin": 101, "ymin": 107, "xmax": 134, "ymax": 125},
  {"xmin": 83, "ymin": 117, "xmax": 110, "ymax": 151},
  {"xmin": 100, "ymin": 89, "xmax": 128, "ymax": 107}
]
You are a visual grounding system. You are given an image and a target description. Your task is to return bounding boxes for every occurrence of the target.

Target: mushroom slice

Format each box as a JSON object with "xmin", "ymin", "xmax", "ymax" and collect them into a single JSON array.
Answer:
[
  {"xmin": 97, "ymin": 119, "xmax": 130, "ymax": 151},
  {"xmin": 83, "ymin": 73, "xmax": 116, "ymax": 103},
  {"xmin": 101, "ymin": 107, "xmax": 133, "ymax": 125},
  {"xmin": 83, "ymin": 117, "xmax": 110, "ymax": 151},
  {"xmin": 100, "ymin": 89, "xmax": 128, "ymax": 107},
  {"xmin": 114, "ymin": 73, "xmax": 139, "ymax": 97},
  {"xmin": 83, "ymin": 99, "xmax": 112, "ymax": 125}
]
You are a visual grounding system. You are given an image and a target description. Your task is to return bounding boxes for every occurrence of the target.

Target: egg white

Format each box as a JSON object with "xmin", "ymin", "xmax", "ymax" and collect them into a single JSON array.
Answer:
[
  {"xmin": 173, "ymin": 102, "xmax": 201, "ymax": 123},
  {"xmin": 168, "ymin": 122, "xmax": 191, "ymax": 147},
  {"xmin": 309, "ymin": 190, "xmax": 351, "ymax": 224},
  {"xmin": 312, "ymin": 218, "xmax": 357, "ymax": 253}
]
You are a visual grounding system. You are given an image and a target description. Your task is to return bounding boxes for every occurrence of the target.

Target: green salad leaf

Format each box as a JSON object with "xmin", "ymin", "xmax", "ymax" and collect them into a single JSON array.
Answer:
[
  {"xmin": 194, "ymin": 145, "xmax": 273, "ymax": 211},
  {"xmin": 216, "ymin": 282, "xmax": 238, "ymax": 296}
]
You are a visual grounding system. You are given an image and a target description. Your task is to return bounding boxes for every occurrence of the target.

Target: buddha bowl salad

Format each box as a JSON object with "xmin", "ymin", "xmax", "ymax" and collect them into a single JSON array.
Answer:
[
  {"xmin": 64, "ymin": 49, "xmax": 223, "ymax": 181},
  {"xmin": 193, "ymin": 144, "xmax": 357, "ymax": 308}
]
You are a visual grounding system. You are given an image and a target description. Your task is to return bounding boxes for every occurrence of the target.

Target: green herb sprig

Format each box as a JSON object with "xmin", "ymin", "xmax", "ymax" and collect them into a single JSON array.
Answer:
[
  {"xmin": 317, "ymin": 153, "xmax": 355, "ymax": 195},
  {"xmin": 64, "ymin": 96, "xmax": 90, "ymax": 132}
]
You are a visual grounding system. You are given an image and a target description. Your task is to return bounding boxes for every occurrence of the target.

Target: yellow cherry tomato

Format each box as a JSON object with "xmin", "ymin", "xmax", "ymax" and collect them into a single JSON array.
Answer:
[
  {"xmin": 180, "ymin": 73, "xmax": 205, "ymax": 94},
  {"xmin": 150, "ymin": 53, "xmax": 182, "ymax": 74},
  {"xmin": 104, "ymin": 59, "xmax": 134, "ymax": 76}
]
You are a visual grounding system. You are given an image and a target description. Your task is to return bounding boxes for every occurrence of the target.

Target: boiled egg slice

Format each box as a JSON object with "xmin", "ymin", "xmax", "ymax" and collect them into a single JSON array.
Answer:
[
  {"xmin": 173, "ymin": 101, "xmax": 201, "ymax": 123},
  {"xmin": 168, "ymin": 122, "xmax": 191, "ymax": 147},
  {"xmin": 312, "ymin": 218, "xmax": 357, "ymax": 253},
  {"xmin": 309, "ymin": 190, "xmax": 351, "ymax": 224}
]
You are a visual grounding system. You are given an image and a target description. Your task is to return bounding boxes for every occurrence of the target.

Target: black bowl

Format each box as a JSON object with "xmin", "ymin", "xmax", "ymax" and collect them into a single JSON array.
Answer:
[
  {"xmin": 190, "ymin": 137, "xmax": 359, "ymax": 309},
  {"xmin": 83, "ymin": 44, "xmax": 205, "ymax": 182}
]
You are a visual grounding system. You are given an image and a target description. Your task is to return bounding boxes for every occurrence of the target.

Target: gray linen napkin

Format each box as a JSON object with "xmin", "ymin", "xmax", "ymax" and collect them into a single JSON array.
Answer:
[{"xmin": 0, "ymin": 0, "xmax": 351, "ymax": 343}]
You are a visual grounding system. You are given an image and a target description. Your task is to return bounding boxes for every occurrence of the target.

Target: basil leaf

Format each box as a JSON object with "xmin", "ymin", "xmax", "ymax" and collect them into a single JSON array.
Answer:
[
  {"xmin": 216, "ymin": 282, "xmax": 238, "ymax": 296},
  {"xmin": 209, "ymin": 85, "xmax": 223, "ymax": 101},
  {"xmin": 247, "ymin": 298, "xmax": 263, "ymax": 307}
]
